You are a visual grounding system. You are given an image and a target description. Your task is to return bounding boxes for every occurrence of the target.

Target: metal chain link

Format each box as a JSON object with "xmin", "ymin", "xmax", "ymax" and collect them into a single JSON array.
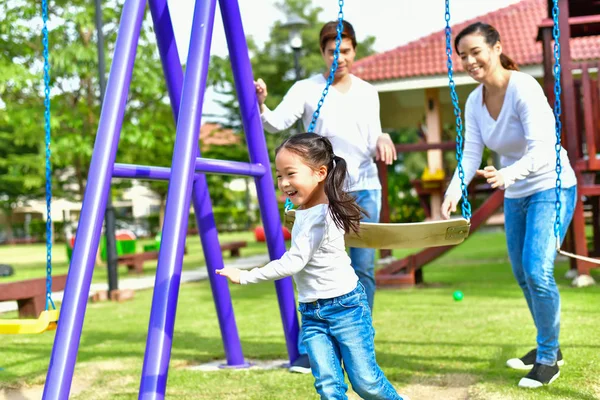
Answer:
[
  {"xmin": 307, "ymin": 0, "xmax": 344, "ymax": 133},
  {"xmin": 552, "ymin": 0, "xmax": 563, "ymax": 239},
  {"xmin": 445, "ymin": 0, "xmax": 471, "ymax": 220},
  {"xmin": 42, "ymin": 0, "xmax": 55, "ymax": 311}
]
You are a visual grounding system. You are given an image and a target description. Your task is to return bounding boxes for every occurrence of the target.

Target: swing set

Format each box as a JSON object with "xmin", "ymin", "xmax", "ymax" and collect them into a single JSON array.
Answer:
[
  {"xmin": 0, "ymin": 0, "xmax": 59, "ymax": 335},
  {"xmin": 0, "ymin": 0, "xmax": 595, "ymax": 399},
  {"xmin": 284, "ymin": 0, "xmax": 472, "ymax": 248},
  {"xmin": 285, "ymin": 0, "xmax": 596, "ymax": 266}
]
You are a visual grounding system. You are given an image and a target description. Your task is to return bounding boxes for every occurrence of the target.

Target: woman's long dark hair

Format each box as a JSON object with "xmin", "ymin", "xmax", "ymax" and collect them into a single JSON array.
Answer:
[
  {"xmin": 276, "ymin": 133, "xmax": 363, "ymax": 234},
  {"xmin": 454, "ymin": 22, "xmax": 519, "ymax": 71}
]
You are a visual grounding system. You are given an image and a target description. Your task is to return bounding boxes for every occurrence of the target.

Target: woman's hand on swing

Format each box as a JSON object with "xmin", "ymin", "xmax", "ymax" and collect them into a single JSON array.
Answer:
[
  {"xmin": 476, "ymin": 166, "xmax": 505, "ymax": 189},
  {"xmin": 254, "ymin": 78, "xmax": 268, "ymax": 106},
  {"xmin": 441, "ymin": 196, "xmax": 458, "ymax": 220},
  {"xmin": 216, "ymin": 267, "xmax": 242, "ymax": 284},
  {"xmin": 375, "ymin": 134, "xmax": 397, "ymax": 165}
]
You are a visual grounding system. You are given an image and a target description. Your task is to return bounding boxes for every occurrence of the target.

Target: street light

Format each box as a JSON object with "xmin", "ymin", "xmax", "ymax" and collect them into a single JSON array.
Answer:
[
  {"xmin": 282, "ymin": 13, "xmax": 309, "ymax": 80},
  {"xmin": 282, "ymin": 14, "xmax": 308, "ymax": 133}
]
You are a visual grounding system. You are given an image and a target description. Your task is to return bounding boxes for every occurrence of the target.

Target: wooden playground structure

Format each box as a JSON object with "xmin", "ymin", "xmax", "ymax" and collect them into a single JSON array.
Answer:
[{"xmin": 375, "ymin": 0, "xmax": 600, "ymax": 287}]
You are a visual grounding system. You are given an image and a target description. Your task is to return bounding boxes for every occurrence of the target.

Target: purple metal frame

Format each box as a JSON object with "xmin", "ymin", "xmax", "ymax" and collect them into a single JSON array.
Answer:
[
  {"xmin": 113, "ymin": 158, "xmax": 268, "ymax": 179},
  {"xmin": 42, "ymin": 0, "xmax": 147, "ymax": 398},
  {"xmin": 42, "ymin": 0, "xmax": 299, "ymax": 398},
  {"xmin": 219, "ymin": 0, "xmax": 300, "ymax": 363}
]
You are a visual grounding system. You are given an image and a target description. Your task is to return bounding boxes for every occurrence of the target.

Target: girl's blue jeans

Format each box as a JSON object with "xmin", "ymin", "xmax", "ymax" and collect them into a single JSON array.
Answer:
[{"xmin": 299, "ymin": 283, "xmax": 403, "ymax": 400}]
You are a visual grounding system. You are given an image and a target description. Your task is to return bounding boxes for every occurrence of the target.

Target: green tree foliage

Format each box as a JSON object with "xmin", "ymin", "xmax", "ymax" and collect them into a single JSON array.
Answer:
[{"xmin": 0, "ymin": 1, "xmax": 178, "ymax": 200}]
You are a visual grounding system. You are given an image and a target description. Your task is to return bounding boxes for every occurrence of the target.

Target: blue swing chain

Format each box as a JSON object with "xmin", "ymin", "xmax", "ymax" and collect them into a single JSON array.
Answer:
[
  {"xmin": 42, "ymin": 0, "xmax": 55, "ymax": 311},
  {"xmin": 284, "ymin": 198, "xmax": 293, "ymax": 212},
  {"xmin": 445, "ymin": 0, "xmax": 471, "ymax": 220},
  {"xmin": 287, "ymin": 1, "xmax": 343, "ymax": 211},
  {"xmin": 307, "ymin": 0, "xmax": 344, "ymax": 133},
  {"xmin": 551, "ymin": 0, "xmax": 563, "ymax": 240}
]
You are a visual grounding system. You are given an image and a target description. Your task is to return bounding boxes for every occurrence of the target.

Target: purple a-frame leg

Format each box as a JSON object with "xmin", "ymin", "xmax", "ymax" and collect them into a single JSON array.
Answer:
[
  {"xmin": 42, "ymin": 0, "xmax": 147, "ymax": 398},
  {"xmin": 219, "ymin": 0, "xmax": 300, "ymax": 362},
  {"xmin": 42, "ymin": 0, "xmax": 299, "ymax": 398},
  {"xmin": 140, "ymin": 0, "xmax": 299, "ymax": 395},
  {"xmin": 138, "ymin": 0, "xmax": 221, "ymax": 396},
  {"xmin": 147, "ymin": 0, "xmax": 247, "ymax": 369}
]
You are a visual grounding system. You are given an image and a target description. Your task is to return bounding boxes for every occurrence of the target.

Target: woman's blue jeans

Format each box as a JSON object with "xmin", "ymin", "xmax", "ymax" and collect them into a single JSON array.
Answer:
[{"xmin": 504, "ymin": 185, "xmax": 577, "ymax": 366}]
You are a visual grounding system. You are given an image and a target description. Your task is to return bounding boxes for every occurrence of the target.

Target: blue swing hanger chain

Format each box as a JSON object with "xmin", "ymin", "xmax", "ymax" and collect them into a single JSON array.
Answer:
[
  {"xmin": 307, "ymin": 0, "xmax": 344, "ymax": 134},
  {"xmin": 551, "ymin": 0, "xmax": 563, "ymax": 245},
  {"xmin": 445, "ymin": 0, "xmax": 471, "ymax": 221},
  {"xmin": 42, "ymin": 0, "xmax": 55, "ymax": 311},
  {"xmin": 286, "ymin": 1, "xmax": 343, "ymax": 212}
]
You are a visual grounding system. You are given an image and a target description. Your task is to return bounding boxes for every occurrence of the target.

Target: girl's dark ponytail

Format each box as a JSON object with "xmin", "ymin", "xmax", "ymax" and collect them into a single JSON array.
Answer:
[
  {"xmin": 324, "ymin": 155, "xmax": 363, "ymax": 235},
  {"xmin": 275, "ymin": 133, "xmax": 364, "ymax": 234}
]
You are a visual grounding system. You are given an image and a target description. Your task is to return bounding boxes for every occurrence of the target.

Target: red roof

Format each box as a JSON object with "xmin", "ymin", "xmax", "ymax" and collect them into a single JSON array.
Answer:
[
  {"xmin": 353, "ymin": 0, "xmax": 600, "ymax": 82},
  {"xmin": 199, "ymin": 123, "xmax": 240, "ymax": 151}
]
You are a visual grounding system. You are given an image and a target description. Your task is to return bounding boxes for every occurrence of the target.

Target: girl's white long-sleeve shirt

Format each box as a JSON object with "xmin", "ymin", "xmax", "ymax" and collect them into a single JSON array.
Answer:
[
  {"xmin": 239, "ymin": 204, "xmax": 358, "ymax": 303},
  {"xmin": 446, "ymin": 71, "xmax": 576, "ymax": 201},
  {"xmin": 260, "ymin": 74, "xmax": 383, "ymax": 192}
]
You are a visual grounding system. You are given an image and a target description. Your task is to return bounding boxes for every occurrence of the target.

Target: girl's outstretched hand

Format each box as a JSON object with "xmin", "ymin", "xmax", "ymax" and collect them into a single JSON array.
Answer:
[{"xmin": 216, "ymin": 267, "xmax": 242, "ymax": 284}]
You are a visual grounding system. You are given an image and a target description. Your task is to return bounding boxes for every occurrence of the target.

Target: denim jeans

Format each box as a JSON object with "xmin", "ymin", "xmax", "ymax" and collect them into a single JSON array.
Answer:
[
  {"xmin": 504, "ymin": 185, "xmax": 577, "ymax": 366},
  {"xmin": 349, "ymin": 189, "xmax": 382, "ymax": 311},
  {"xmin": 299, "ymin": 283, "xmax": 403, "ymax": 400},
  {"xmin": 298, "ymin": 189, "xmax": 381, "ymax": 356}
]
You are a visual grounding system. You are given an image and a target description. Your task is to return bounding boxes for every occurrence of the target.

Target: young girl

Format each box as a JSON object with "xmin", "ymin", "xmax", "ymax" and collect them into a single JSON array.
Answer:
[
  {"xmin": 442, "ymin": 22, "xmax": 577, "ymax": 388},
  {"xmin": 217, "ymin": 133, "xmax": 407, "ymax": 400}
]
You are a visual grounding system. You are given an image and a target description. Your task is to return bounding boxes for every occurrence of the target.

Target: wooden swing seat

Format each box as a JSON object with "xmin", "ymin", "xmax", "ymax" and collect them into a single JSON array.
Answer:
[{"xmin": 284, "ymin": 210, "xmax": 470, "ymax": 249}]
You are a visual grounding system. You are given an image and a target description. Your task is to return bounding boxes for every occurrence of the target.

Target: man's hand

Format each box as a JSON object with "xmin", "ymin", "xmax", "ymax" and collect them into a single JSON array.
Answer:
[{"xmin": 375, "ymin": 134, "xmax": 397, "ymax": 165}]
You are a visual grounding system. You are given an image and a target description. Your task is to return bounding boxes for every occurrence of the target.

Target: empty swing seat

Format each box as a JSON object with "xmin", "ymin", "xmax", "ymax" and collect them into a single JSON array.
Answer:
[{"xmin": 0, "ymin": 310, "xmax": 59, "ymax": 334}]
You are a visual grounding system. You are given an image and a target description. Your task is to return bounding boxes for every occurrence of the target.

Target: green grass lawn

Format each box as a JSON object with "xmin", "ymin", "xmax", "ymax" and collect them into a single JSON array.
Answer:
[
  {"xmin": 1, "ymin": 230, "xmax": 600, "ymax": 399},
  {"xmin": 0, "ymin": 231, "xmax": 269, "ymax": 284}
]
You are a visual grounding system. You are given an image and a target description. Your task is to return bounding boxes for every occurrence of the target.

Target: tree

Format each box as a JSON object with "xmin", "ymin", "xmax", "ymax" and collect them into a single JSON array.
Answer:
[
  {"xmin": 0, "ymin": 118, "xmax": 45, "ymax": 240},
  {"xmin": 0, "ymin": 0, "xmax": 176, "ymax": 203}
]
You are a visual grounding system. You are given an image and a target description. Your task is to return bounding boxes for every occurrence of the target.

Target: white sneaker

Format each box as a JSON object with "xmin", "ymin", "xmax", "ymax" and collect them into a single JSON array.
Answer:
[
  {"xmin": 518, "ymin": 362, "xmax": 560, "ymax": 388},
  {"xmin": 506, "ymin": 348, "xmax": 564, "ymax": 370},
  {"xmin": 288, "ymin": 354, "xmax": 311, "ymax": 374}
]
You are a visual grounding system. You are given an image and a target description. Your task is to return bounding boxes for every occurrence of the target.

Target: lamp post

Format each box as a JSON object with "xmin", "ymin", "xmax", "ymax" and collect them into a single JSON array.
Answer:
[
  {"xmin": 282, "ymin": 14, "xmax": 308, "ymax": 133},
  {"xmin": 94, "ymin": 0, "xmax": 119, "ymax": 295}
]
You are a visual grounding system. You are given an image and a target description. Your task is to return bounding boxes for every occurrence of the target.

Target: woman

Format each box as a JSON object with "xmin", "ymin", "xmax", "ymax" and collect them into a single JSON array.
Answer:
[
  {"xmin": 255, "ymin": 20, "xmax": 396, "ymax": 374},
  {"xmin": 442, "ymin": 22, "xmax": 577, "ymax": 388}
]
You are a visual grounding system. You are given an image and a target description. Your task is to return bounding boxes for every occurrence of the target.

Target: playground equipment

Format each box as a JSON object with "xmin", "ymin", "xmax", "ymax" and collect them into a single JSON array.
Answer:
[
  {"xmin": 285, "ymin": 208, "xmax": 469, "ymax": 249},
  {"xmin": 40, "ymin": 0, "xmax": 306, "ymax": 397},
  {"xmin": 283, "ymin": 0, "xmax": 472, "ymax": 252},
  {"xmin": 377, "ymin": 0, "xmax": 600, "ymax": 287},
  {"xmin": 0, "ymin": 0, "xmax": 59, "ymax": 335},
  {"xmin": 539, "ymin": 0, "xmax": 600, "ymax": 276},
  {"xmin": 66, "ymin": 230, "xmax": 137, "ymax": 261}
]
